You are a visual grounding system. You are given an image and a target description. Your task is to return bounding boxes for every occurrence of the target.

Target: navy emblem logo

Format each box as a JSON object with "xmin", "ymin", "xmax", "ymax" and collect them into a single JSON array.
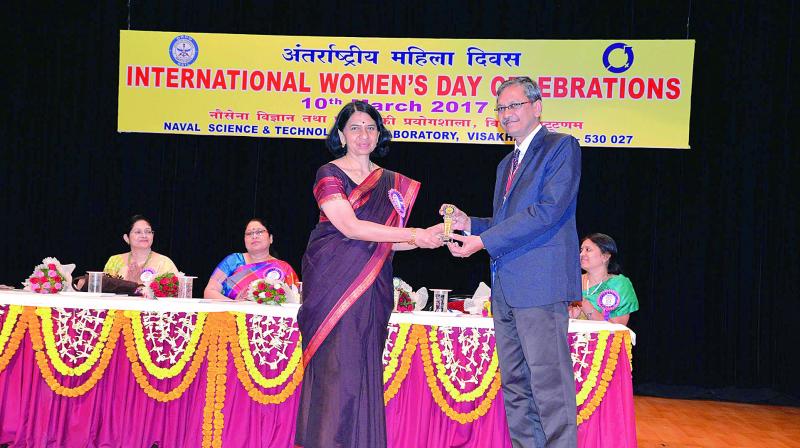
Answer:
[
  {"xmin": 602, "ymin": 42, "xmax": 634, "ymax": 74},
  {"xmin": 169, "ymin": 35, "xmax": 199, "ymax": 66}
]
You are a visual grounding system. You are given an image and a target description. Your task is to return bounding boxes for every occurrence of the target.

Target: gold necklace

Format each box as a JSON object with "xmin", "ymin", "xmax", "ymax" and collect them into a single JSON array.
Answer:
[
  {"xmin": 342, "ymin": 156, "xmax": 373, "ymax": 173},
  {"xmin": 247, "ymin": 252, "xmax": 273, "ymax": 263},
  {"xmin": 584, "ymin": 273, "xmax": 608, "ymax": 296},
  {"xmin": 128, "ymin": 251, "xmax": 152, "ymax": 269}
]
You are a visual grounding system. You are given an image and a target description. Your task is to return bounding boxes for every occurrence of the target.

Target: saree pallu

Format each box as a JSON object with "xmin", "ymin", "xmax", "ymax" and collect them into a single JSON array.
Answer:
[
  {"xmin": 295, "ymin": 165, "xmax": 419, "ymax": 448},
  {"xmin": 216, "ymin": 256, "xmax": 299, "ymax": 300}
]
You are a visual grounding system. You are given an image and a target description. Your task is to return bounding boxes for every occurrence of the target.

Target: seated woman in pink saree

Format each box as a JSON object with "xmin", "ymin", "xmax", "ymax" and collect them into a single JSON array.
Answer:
[
  {"xmin": 203, "ymin": 218, "xmax": 298, "ymax": 300},
  {"xmin": 295, "ymin": 101, "xmax": 443, "ymax": 448}
]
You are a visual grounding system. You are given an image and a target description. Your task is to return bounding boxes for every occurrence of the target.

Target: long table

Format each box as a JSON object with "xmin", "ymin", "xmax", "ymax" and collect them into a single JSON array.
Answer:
[{"xmin": 0, "ymin": 292, "xmax": 636, "ymax": 447}]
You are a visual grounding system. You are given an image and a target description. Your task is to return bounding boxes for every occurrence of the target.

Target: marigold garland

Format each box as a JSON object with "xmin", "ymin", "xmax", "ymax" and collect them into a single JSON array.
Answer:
[
  {"xmin": 0, "ymin": 305, "xmax": 26, "ymax": 373},
  {"xmin": 228, "ymin": 313, "xmax": 303, "ymax": 405},
  {"xmin": 417, "ymin": 325, "xmax": 502, "ymax": 424},
  {"xmin": 212, "ymin": 323, "xmax": 228, "ymax": 448},
  {"xmin": 201, "ymin": 314, "xmax": 228, "ymax": 448},
  {"xmin": 127, "ymin": 310, "xmax": 207, "ymax": 380},
  {"xmin": 6, "ymin": 304, "xmax": 635, "ymax": 437},
  {"xmin": 576, "ymin": 331, "xmax": 623, "ymax": 425},
  {"xmin": 383, "ymin": 323, "xmax": 411, "ymax": 384},
  {"xmin": 234, "ymin": 313, "xmax": 301, "ymax": 389},
  {"xmin": 29, "ymin": 307, "xmax": 121, "ymax": 397},
  {"xmin": 202, "ymin": 323, "xmax": 219, "ymax": 448},
  {"xmin": 122, "ymin": 315, "xmax": 209, "ymax": 402},
  {"xmin": 383, "ymin": 324, "xmax": 417, "ymax": 405},
  {"xmin": 0, "ymin": 305, "xmax": 23, "ymax": 350},
  {"xmin": 624, "ymin": 331, "xmax": 633, "ymax": 371},
  {"xmin": 429, "ymin": 326, "xmax": 499, "ymax": 402},
  {"xmin": 37, "ymin": 307, "xmax": 115, "ymax": 376},
  {"xmin": 575, "ymin": 331, "xmax": 609, "ymax": 405}
]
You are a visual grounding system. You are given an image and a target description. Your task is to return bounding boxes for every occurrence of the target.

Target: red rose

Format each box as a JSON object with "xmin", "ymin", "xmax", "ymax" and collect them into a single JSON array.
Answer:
[
  {"xmin": 48, "ymin": 263, "xmax": 57, "ymax": 270},
  {"xmin": 258, "ymin": 282, "xmax": 267, "ymax": 290},
  {"xmin": 160, "ymin": 278, "xmax": 170, "ymax": 285},
  {"xmin": 30, "ymin": 277, "xmax": 39, "ymax": 284}
]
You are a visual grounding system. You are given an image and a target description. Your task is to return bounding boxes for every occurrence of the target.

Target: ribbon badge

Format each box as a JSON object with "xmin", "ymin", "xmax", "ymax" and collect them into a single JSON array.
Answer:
[
  {"xmin": 140, "ymin": 268, "xmax": 156, "ymax": 283},
  {"xmin": 597, "ymin": 289, "xmax": 621, "ymax": 320},
  {"xmin": 388, "ymin": 189, "xmax": 407, "ymax": 226},
  {"xmin": 265, "ymin": 268, "xmax": 283, "ymax": 282}
]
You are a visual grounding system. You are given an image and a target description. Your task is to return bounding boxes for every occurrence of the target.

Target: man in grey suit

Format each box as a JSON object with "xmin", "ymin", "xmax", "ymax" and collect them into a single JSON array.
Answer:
[{"xmin": 444, "ymin": 76, "xmax": 581, "ymax": 448}]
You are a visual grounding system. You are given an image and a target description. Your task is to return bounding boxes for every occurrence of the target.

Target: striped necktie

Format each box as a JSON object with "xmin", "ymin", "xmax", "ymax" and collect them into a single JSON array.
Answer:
[{"xmin": 504, "ymin": 148, "xmax": 521, "ymax": 196}]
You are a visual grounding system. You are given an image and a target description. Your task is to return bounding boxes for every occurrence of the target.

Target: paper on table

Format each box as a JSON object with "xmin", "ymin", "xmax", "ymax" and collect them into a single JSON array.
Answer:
[
  {"xmin": 464, "ymin": 282, "xmax": 491, "ymax": 315},
  {"xmin": 414, "ymin": 287, "xmax": 428, "ymax": 311},
  {"xmin": 285, "ymin": 284, "xmax": 301, "ymax": 303}
]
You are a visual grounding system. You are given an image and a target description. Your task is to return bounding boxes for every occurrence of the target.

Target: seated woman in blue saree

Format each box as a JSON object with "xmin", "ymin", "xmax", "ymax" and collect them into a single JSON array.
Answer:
[
  {"xmin": 203, "ymin": 218, "xmax": 298, "ymax": 300},
  {"xmin": 295, "ymin": 101, "xmax": 444, "ymax": 448}
]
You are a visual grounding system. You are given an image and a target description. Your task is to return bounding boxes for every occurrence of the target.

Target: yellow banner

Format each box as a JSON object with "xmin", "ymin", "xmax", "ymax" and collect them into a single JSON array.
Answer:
[{"xmin": 118, "ymin": 31, "xmax": 694, "ymax": 148}]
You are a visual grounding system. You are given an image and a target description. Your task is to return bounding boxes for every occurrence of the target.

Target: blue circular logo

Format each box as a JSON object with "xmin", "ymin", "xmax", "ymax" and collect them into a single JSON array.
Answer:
[
  {"xmin": 169, "ymin": 35, "xmax": 199, "ymax": 66},
  {"xmin": 602, "ymin": 43, "xmax": 634, "ymax": 74}
]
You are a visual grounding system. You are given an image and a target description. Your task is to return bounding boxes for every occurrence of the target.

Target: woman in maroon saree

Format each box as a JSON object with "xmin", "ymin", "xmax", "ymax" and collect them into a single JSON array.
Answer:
[{"xmin": 295, "ymin": 101, "xmax": 443, "ymax": 448}]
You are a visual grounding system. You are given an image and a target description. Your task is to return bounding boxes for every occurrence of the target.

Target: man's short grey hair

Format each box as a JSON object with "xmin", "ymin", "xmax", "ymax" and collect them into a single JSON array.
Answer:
[{"xmin": 496, "ymin": 76, "xmax": 542, "ymax": 102}]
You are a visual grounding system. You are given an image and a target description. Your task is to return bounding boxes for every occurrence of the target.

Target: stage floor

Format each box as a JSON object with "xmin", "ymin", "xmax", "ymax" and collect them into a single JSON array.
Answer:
[{"xmin": 635, "ymin": 396, "xmax": 800, "ymax": 447}]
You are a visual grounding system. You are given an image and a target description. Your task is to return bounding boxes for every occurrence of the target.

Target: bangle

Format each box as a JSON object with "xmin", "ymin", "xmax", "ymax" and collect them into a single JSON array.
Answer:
[{"xmin": 408, "ymin": 228, "xmax": 417, "ymax": 246}]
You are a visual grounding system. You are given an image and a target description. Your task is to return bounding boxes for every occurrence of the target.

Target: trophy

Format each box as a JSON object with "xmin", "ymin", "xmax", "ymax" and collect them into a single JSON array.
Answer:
[{"xmin": 442, "ymin": 204, "xmax": 455, "ymax": 242}]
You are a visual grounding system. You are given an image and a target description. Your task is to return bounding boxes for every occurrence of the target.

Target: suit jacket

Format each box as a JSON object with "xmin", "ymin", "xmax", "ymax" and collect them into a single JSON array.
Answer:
[{"xmin": 470, "ymin": 126, "xmax": 582, "ymax": 308}]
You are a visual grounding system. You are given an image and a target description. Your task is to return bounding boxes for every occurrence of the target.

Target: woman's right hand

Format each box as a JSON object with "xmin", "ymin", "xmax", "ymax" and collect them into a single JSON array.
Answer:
[{"xmin": 415, "ymin": 226, "xmax": 444, "ymax": 249}]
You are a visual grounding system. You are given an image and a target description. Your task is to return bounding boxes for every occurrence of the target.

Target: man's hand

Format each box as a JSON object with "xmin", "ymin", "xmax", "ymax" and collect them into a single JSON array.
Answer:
[
  {"xmin": 439, "ymin": 203, "xmax": 471, "ymax": 233},
  {"xmin": 446, "ymin": 233, "xmax": 484, "ymax": 258}
]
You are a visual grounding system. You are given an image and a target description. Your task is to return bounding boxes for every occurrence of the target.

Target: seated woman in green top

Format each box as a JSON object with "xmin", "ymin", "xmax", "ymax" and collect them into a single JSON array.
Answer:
[
  {"xmin": 103, "ymin": 214, "xmax": 179, "ymax": 283},
  {"xmin": 570, "ymin": 233, "xmax": 639, "ymax": 325}
]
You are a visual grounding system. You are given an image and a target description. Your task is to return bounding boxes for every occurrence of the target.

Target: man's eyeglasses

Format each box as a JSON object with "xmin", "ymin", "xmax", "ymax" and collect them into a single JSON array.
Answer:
[
  {"xmin": 131, "ymin": 230, "xmax": 154, "ymax": 236},
  {"xmin": 494, "ymin": 101, "xmax": 531, "ymax": 113},
  {"xmin": 245, "ymin": 229, "xmax": 268, "ymax": 238}
]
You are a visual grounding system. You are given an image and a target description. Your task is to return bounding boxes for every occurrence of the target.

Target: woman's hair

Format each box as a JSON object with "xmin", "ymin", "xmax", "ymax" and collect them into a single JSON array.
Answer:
[
  {"xmin": 245, "ymin": 217, "xmax": 277, "ymax": 257},
  {"xmin": 581, "ymin": 233, "xmax": 622, "ymax": 274},
  {"xmin": 246, "ymin": 217, "xmax": 270, "ymax": 233},
  {"xmin": 326, "ymin": 100, "xmax": 391, "ymax": 158},
  {"xmin": 125, "ymin": 214, "xmax": 152, "ymax": 235}
]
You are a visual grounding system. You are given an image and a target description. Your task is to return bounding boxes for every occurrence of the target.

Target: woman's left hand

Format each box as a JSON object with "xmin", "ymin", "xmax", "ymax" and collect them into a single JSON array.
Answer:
[{"xmin": 581, "ymin": 299, "xmax": 598, "ymax": 320}]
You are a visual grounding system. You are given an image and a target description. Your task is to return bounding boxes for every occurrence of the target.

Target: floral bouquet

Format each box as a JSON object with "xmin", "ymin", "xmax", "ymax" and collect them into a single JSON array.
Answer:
[
  {"xmin": 247, "ymin": 279, "xmax": 295, "ymax": 305},
  {"xmin": 149, "ymin": 272, "xmax": 179, "ymax": 298},
  {"xmin": 396, "ymin": 289, "xmax": 415, "ymax": 312},
  {"xmin": 393, "ymin": 277, "xmax": 417, "ymax": 312},
  {"xmin": 25, "ymin": 258, "xmax": 67, "ymax": 294}
]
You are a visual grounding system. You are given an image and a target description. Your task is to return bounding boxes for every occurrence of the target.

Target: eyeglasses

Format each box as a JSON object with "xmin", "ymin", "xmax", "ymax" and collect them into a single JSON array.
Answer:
[
  {"xmin": 245, "ymin": 229, "xmax": 267, "ymax": 238},
  {"xmin": 131, "ymin": 230, "xmax": 154, "ymax": 236},
  {"xmin": 494, "ymin": 101, "xmax": 531, "ymax": 113}
]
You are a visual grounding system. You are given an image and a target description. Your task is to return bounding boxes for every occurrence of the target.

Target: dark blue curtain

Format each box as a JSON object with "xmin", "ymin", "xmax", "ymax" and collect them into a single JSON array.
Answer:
[{"xmin": 1, "ymin": 0, "xmax": 797, "ymax": 405}]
